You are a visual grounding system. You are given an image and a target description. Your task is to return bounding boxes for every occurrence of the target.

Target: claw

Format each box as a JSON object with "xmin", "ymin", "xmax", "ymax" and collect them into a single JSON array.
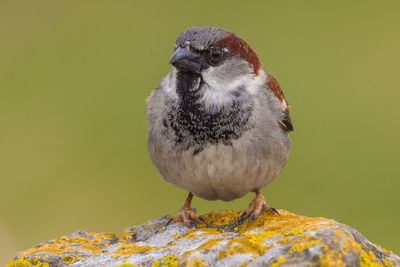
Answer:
[
  {"xmin": 247, "ymin": 216, "xmax": 251, "ymax": 225},
  {"xmin": 239, "ymin": 211, "xmax": 248, "ymax": 221},
  {"xmin": 239, "ymin": 190, "xmax": 278, "ymax": 223},
  {"xmin": 194, "ymin": 215, "xmax": 203, "ymax": 224},
  {"xmin": 270, "ymin": 207, "xmax": 280, "ymax": 215},
  {"xmin": 188, "ymin": 220, "xmax": 196, "ymax": 228},
  {"xmin": 166, "ymin": 218, "xmax": 173, "ymax": 226}
]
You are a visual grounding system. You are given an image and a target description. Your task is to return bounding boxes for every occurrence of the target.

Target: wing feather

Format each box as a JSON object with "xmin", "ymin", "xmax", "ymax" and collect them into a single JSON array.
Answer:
[{"xmin": 266, "ymin": 74, "xmax": 293, "ymax": 132}]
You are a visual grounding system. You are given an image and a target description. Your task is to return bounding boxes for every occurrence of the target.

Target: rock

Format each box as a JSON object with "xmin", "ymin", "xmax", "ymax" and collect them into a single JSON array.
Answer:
[{"xmin": 7, "ymin": 210, "xmax": 400, "ymax": 267}]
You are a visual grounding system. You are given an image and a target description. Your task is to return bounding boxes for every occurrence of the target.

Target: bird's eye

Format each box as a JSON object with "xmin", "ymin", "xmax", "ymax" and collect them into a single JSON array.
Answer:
[{"xmin": 209, "ymin": 47, "xmax": 223, "ymax": 61}]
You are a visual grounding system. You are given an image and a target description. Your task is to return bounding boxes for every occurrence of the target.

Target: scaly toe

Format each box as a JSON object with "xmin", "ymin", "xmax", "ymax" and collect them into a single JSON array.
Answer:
[
  {"xmin": 167, "ymin": 207, "xmax": 202, "ymax": 228},
  {"xmin": 239, "ymin": 192, "xmax": 279, "ymax": 224}
]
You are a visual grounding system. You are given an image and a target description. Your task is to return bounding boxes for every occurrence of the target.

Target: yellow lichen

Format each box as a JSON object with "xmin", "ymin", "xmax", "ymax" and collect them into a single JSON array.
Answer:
[
  {"xmin": 6, "ymin": 257, "xmax": 49, "ymax": 267},
  {"xmin": 69, "ymin": 237, "xmax": 90, "ymax": 244},
  {"xmin": 284, "ymin": 229, "xmax": 305, "ymax": 236},
  {"xmin": 115, "ymin": 264, "xmax": 143, "ymax": 267},
  {"xmin": 8, "ymin": 210, "xmax": 398, "ymax": 267},
  {"xmin": 331, "ymin": 229, "xmax": 384, "ymax": 267},
  {"xmin": 28, "ymin": 257, "xmax": 42, "ymax": 265},
  {"xmin": 202, "ymin": 210, "xmax": 238, "ymax": 228},
  {"xmin": 269, "ymin": 256, "xmax": 285, "ymax": 267},
  {"xmin": 112, "ymin": 245, "xmax": 158, "ymax": 259},
  {"xmin": 183, "ymin": 228, "xmax": 222, "ymax": 239},
  {"xmin": 78, "ymin": 243, "xmax": 103, "ymax": 255},
  {"xmin": 320, "ymin": 251, "xmax": 346, "ymax": 267},
  {"xmin": 360, "ymin": 253, "xmax": 383, "ymax": 267},
  {"xmin": 183, "ymin": 238, "xmax": 223, "ymax": 258},
  {"xmin": 120, "ymin": 231, "xmax": 134, "ymax": 242},
  {"xmin": 369, "ymin": 250, "xmax": 377, "ymax": 262},
  {"xmin": 217, "ymin": 232, "xmax": 274, "ymax": 260},
  {"xmin": 19, "ymin": 232, "xmax": 115, "ymax": 257},
  {"xmin": 382, "ymin": 257, "xmax": 394, "ymax": 267},
  {"xmin": 289, "ymin": 240, "xmax": 321, "ymax": 255},
  {"xmin": 180, "ymin": 257, "xmax": 207, "ymax": 267},
  {"xmin": 61, "ymin": 256, "xmax": 75, "ymax": 264},
  {"xmin": 151, "ymin": 255, "xmax": 178, "ymax": 267}
]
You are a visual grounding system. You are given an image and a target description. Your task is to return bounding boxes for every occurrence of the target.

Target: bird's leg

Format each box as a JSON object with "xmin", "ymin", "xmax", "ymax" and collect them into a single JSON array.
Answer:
[
  {"xmin": 167, "ymin": 192, "xmax": 203, "ymax": 228},
  {"xmin": 239, "ymin": 189, "xmax": 279, "ymax": 223}
]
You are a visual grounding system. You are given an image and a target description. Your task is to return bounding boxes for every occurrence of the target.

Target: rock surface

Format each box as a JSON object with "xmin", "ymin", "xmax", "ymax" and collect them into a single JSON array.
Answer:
[{"xmin": 7, "ymin": 210, "xmax": 400, "ymax": 267}]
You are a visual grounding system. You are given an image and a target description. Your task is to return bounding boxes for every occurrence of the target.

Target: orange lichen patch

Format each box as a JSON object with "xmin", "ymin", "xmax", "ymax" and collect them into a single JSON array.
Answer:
[
  {"xmin": 151, "ymin": 255, "xmax": 178, "ymax": 267},
  {"xmin": 269, "ymin": 256, "xmax": 286, "ymax": 267},
  {"xmin": 6, "ymin": 256, "xmax": 49, "ymax": 267},
  {"xmin": 180, "ymin": 257, "xmax": 207, "ymax": 267},
  {"xmin": 183, "ymin": 238, "xmax": 223, "ymax": 258},
  {"xmin": 239, "ymin": 261, "xmax": 250, "ymax": 267},
  {"xmin": 320, "ymin": 250, "xmax": 346, "ymax": 267}
]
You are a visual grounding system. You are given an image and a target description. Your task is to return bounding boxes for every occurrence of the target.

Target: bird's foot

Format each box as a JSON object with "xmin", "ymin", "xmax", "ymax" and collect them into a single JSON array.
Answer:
[
  {"xmin": 166, "ymin": 192, "xmax": 204, "ymax": 228},
  {"xmin": 239, "ymin": 190, "xmax": 279, "ymax": 224},
  {"xmin": 167, "ymin": 206, "xmax": 203, "ymax": 228}
]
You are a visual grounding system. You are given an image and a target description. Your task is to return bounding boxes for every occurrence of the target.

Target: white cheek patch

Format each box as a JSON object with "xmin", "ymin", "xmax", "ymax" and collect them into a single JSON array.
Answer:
[
  {"xmin": 247, "ymin": 70, "xmax": 267, "ymax": 95},
  {"xmin": 200, "ymin": 67, "xmax": 266, "ymax": 112}
]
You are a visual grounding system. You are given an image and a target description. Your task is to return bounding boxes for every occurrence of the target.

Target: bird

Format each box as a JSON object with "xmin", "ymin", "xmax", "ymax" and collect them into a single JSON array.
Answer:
[{"xmin": 146, "ymin": 26, "xmax": 293, "ymax": 227}]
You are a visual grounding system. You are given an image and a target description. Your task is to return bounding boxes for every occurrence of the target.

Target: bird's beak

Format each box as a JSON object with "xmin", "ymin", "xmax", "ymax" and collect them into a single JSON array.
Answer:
[{"xmin": 169, "ymin": 47, "xmax": 202, "ymax": 73}]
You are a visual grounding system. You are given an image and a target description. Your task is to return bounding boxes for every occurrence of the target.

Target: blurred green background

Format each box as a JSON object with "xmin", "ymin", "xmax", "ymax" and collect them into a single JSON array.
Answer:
[{"xmin": 1, "ymin": 0, "xmax": 399, "ymax": 264}]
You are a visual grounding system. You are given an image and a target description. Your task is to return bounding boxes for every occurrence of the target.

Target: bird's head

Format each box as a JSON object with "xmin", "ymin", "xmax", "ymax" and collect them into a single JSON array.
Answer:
[{"xmin": 169, "ymin": 27, "xmax": 264, "ymax": 94}]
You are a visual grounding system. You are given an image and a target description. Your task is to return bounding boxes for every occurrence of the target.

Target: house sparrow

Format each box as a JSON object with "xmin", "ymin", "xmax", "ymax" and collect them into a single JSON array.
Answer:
[{"xmin": 147, "ymin": 26, "xmax": 293, "ymax": 227}]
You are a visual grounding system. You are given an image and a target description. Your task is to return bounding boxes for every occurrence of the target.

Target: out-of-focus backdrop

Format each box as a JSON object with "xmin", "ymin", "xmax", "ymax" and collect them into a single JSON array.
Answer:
[{"xmin": 1, "ymin": 1, "xmax": 399, "ymax": 264}]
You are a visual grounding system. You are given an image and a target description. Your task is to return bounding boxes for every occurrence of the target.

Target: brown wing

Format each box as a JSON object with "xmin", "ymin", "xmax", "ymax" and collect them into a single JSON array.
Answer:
[{"xmin": 266, "ymin": 74, "xmax": 293, "ymax": 132}]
